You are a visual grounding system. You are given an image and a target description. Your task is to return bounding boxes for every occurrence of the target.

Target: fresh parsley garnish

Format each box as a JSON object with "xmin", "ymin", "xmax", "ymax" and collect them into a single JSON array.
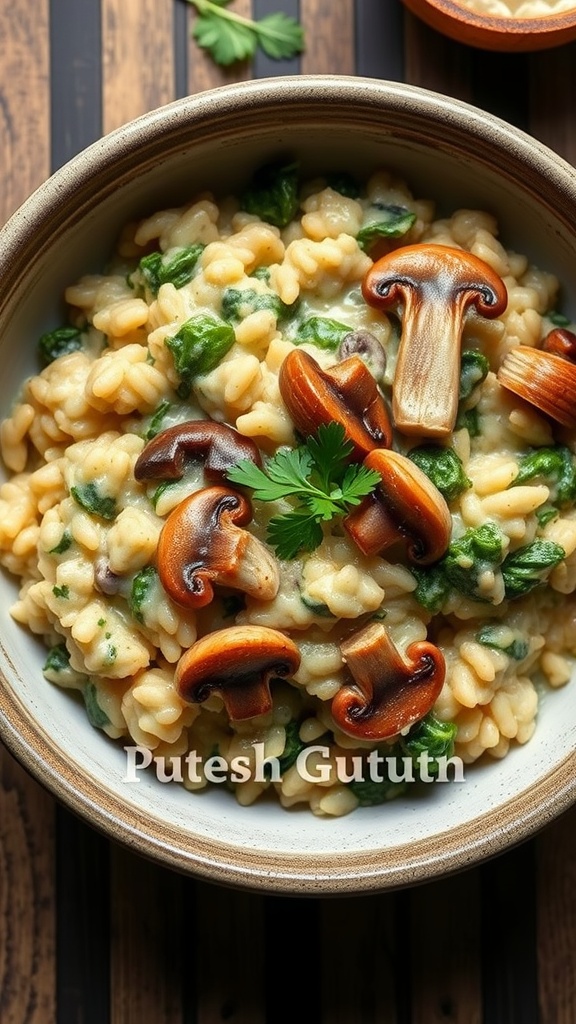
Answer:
[
  {"xmin": 186, "ymin": 0, "xmax": 305, "ymax": 67},
  {"xmin": 226, "ymin": 422, "xmax": 380, "ymax": 560}
]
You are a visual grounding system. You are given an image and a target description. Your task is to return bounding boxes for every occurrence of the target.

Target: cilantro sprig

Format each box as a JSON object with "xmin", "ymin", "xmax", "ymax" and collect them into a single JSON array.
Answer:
[
  {"xmin": 226, "ymin": 423, "xmax": 380, "ymax": 560},
  {"xmin": 186, "ymin": 0, "xmax": 305, "ymax": 67}
]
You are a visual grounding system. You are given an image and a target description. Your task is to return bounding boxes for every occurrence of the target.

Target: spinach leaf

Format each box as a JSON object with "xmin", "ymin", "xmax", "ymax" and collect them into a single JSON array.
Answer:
[
  {"xmin": 459, "ymin": 349, "xmax": 490, "ymax": 400},
  {"xmin": 356, "ymin": 205, "xmax": 416, "ymax": 252},
  {"xmin": 71, "ymin": 482, "xmax": 117, "ymax": 520},
  {"xmin": 512, "ymin": 445, "xmax": 576, "ymax": 507},
  {"xmin": 501, "ymin": 540, "xmax": 565, "ymax": 598},
  {"xmin": 165, "ymin": 313, "xmax": 235, "ymax": 397},
  {"xmin": 240, "ymin": 160, "xmax": 300, "ymax": 228},
  {"xmin": 138, "ymin": 244, "xmax": 205, "ymax": 295},
  {"xmin": 129, "ymin": 565, "xmax": 158, "ymax": 624},
  {"xmin": 475, "ymin": 624, "xmax": 529, "ymax": 661},
  {"xmin": 294, "ymin": 315, "xmax": 352, "ymax": 351},
  {"xmin": 83, "ymin": 681, "xmax": 110, "ymax": 729},
  {"xmin": 221, "ymin": 287, "xmax": 296, "ymax": 323},
  {"xmin": 39, "ymin": 326, "xmax": 83, "ymax": 366},
  {"xmin": 408, "ymin": 444, "xmax": 471, "ymax": 502}
]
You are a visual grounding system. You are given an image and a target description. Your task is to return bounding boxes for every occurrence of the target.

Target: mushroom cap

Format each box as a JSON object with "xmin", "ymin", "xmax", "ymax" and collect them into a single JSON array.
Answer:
[
  {"xmin": 157, "ymin": 485, "xmax": 278, "ymax": 609},
  {"xmin": 362, "ymin": 243, "xmax": 507, "ymax": 437},
  {"xmin": 542, "ymin": 327, "xmax": 576, "ymax": 362},
  {"xmin": 333, "ymin": 621, "xmax": 446, "ymax": 741},
  {"xmin": 278, "ymin": 348, "xmax": 392, "ymax": 459},
  {"xmin": 362, "ymin": 243, "xmax": 508, "ymax": 318},
  {"xmin": 175, "ymin": 625, "xmax": 301, "ymax": 721},
  {"xmin": 134, "ymin": 419, "xmax": 263, "ymax": 483},
  {"xmin": 344, "ymin": 448, "xmax": 452, "ymax": 564},
  {"xmin": 497, "ymin": 346, "xmax": 576, "ymax": 430}
]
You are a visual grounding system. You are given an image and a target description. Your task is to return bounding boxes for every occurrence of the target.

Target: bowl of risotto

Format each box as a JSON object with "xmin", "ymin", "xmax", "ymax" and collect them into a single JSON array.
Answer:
[
  {"xmin": 1, "ymin": 75, "xmax": 576, "ymax": 894},
  {"xmin": 401, "ymin": 0, "xmax": 576, "ymax": 50}
]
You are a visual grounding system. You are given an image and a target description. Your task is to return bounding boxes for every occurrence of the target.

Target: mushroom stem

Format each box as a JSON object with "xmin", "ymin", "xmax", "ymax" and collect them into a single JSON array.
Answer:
[
  {"xmin": 332, "ymin": 621, "xmax": 446, "ymax": 741},
  {"xmin": 362, "ymin": 243, "xmax": 508, "ymax": 437}
]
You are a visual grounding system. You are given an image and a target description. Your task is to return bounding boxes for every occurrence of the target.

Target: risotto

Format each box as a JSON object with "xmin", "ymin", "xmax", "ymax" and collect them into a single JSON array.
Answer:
[{"xmin": 1, "ymin": 160, "xmax": 576, "ymax": 817}]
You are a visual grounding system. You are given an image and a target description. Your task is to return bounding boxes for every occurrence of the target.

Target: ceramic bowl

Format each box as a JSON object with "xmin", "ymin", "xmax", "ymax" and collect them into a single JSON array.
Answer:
[
  {"xmin": 1, "ymin": 76, "xmax": 576, "ymax": 895},
  {"xmin": 402, "ymin": 0, "xmax": 576, "ymax": 50}
]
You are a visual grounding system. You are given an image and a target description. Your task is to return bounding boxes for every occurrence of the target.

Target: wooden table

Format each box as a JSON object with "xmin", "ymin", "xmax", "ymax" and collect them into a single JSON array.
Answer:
[{"xmin": 1, "ymin": 2, "xmax": 576, "ymax": 1021}]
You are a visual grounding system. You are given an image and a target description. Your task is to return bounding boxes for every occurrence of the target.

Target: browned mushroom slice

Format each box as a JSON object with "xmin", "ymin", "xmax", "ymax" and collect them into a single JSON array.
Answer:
[
  {"xmin": 542, "ymin": 327, "xmax": 576, "ymax": 361},
  {"xmin": 332, "ymin": 621, "xmax": 445, "ymax": 741},
  {"xmin": 134, "ymin": 420, "xmax": 263, "ymax": 484},
  {"xmin": 157, "ymin": 486, "xmax": 279, "ymax": 608},
  {"xmin": 497, "ymin": 346, "xmax": 576, "ymax": 430},
  {"xmin": 362, "ymin": 243, "xmax": 508, "ymax": 437},
  {"xmin": 278, "ymin": 348, "xmax": 392, "ymax": 460},
  {"xmin": 175, "ymin": 625, "xmax": 301, "ymax": 721},
  {"xmin": 344, "ymin": 449, "xmax": 452, "ymax": 564}
]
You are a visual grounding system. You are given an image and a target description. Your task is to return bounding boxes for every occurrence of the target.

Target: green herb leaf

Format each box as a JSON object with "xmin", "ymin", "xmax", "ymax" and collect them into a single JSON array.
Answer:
[
  {"xmin": 165, "ymin": 313, "xmax": 235, "ymax": 396},
  {"xmin": 43, "ymin": 643, "xmax": 70, "ymax": 674},
  {"xmin": 400, "ymin": 713, "xmax": 457, "ymax": 776},
  {"xmin": 475, "ymin": 624, "xmax": 529, "ymax": 661},
  {"xmin": 129, "ymin": 565, "xmax": 158, "ymax": 624},
  {"xmin": 227, "ymin": 422, "xmax": 379, "ymax": 559},
  {"xmin": 221, "ymin": 287, "xmax": 297, "ymax": 323},
  {"xmin": 144, "ymin": 400, "xmax": 172, "ymax": 441},
  {"xmin": 83, "ymin": 681, "xmax": 110, "ymax": 729},
  {"xmin": 188, "ymin": 0, "xmax": 304, "ymax": 67},
  {"xmin": 71, "ymin": 482, "xmax": 117, "ymax": 520},
  {"xmin": 49, "ymin": 530, "xmax": 73, "ymax": 555},
  {"xmin": 52, "ymin": 584, "xmax": 70, "ymax": 599}
]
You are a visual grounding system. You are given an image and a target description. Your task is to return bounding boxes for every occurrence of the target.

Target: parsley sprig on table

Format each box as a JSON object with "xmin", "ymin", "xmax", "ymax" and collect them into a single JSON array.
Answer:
[
  {"xmin": 226, "ymin": 423, "xmax": 381, "ymax": 560},
  {"xmin": 185, "ymin": 0, "xmax": 305, "ymax": 66}
]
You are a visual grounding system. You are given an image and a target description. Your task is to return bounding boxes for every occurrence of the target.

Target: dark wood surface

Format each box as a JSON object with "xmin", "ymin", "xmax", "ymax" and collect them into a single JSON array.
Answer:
[{"xmin": 1, "ymin": 2, "xmax": 576, "ymax": 1021}]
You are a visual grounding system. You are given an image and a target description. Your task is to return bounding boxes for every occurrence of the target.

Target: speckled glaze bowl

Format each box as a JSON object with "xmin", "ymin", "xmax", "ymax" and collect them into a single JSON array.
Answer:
[
  {"xmin": 1, "ymin": 76, "xmax": 576, "ymax": 895},
  {"xmin": 402, "ymin": 0, "xmax": 576, "ymax": 51}
]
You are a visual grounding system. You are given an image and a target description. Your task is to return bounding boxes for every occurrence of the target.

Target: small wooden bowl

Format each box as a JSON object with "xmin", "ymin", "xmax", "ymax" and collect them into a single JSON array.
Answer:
[{"xmin": 402, "ymin": 0, "xmax": 576, "ymax": 50}]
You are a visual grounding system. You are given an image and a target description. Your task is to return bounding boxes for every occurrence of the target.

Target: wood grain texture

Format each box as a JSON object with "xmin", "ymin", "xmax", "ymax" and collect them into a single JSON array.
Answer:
[
  {"xmin": 410, "ymin": 871, "xmax": 482, "ymax": 1024},
  {"xmin": 537, "ymin": 807, "xmax": 576, "ymax": 1023},
  {"xmin": 319, "ymin": 893, "xmax": 403, "ymax": 1023},
  {"xmin": 0, "ymin": 749, "xmax": 55, "ymax": 1024},
  {"xmin": 101, "ymin": 0, "xmax": 176, "ymax": 133},
  {"xmin": 0, "ymin": 0, "xmax": 50, "ymax": 224},
  {"xmin": 403, "ymin": 10, "xmax": 472, "ymax": 103},
  {"xmin": 528, "ymin": 44, "xmax": 576, "ymax": 167},
  {"xmin": 110, "ymin": 845, "xmax": 184, "ymax": 1024},
  {"xmin": 301, "ymin": 0, "xmax": 355, "ymax": 76},
  {"xmin": 195, "ymin": 882, "xmax": 266, "ymax": 1024}
]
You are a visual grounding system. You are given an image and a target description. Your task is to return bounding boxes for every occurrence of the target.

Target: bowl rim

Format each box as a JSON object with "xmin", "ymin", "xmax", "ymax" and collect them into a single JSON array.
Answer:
[{"xmin": 1, "ymin": 74, "xmax": 576, "ymax": 895}]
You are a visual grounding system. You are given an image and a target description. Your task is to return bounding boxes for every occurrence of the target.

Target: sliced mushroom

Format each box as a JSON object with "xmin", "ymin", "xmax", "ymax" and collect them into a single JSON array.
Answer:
[
  {"xmin": 157, "ymin": 486, "xmax": 279, "ymax": 609},
  {"xmin": 338, "ymin": 329, "xmax": 387, "ymax": 380},
  {"xmin": 497, "ymin": 346, "xmax": 576, "ymax": 430},
  {"xmin": 332, "ymin": 621, "xmax": 445, "ymax": 741},
  {"xmin": 94, "ymin": 557, "xmax": 123, "ymax": 595},
  {"xmin": 542, "ymin": 327, "xmax": 576, "ymax": 361},
  {"xmin": 134, "ymin": 420, "xmax": 263, "ymax": 484},
  {"xmin": 278, "ymin": 348, "xmax": 392, "ymax": 460},
  {"xmin": 175, "ymin": 624, "xmax": 301, "ymax": 721},
  {"xmin": 344, "ymin": 448, "xmax": 452, "ymax": 564},
  {"xmin": 362, "ymin": 243, "xmax": 508, "ymax": 437}
]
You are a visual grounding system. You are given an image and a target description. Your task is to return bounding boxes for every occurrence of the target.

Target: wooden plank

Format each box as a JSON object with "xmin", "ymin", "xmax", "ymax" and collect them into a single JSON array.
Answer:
[
  {"xmin": 0, "ymin": 0, "xmax": 51, "ymax": 223},
  {"xmin": 187, "ymin": 0, "xmax": 254, "ymax": 95},
  {"xmin": 0, "ymin": 748, "xmax": 56, "ymax": 1024},
  {"xmin": 320, "ymin": 892, "xmax": 402, "ymax": 1023},
  {"xmin": 110, "ymin": 845, "xmax": 184, "ymax": 1024},
  {"xmin": 101, "ymin": 0, "xmax": 176, "ymax": 133},
  {"xmin": 410, "ymin": 871, "xmax": 482, "ymax": 1024},
  {"xmin": 528, "ymin": 44, "xmax": 576, "ymax": 167},
  {"xmin": 470, "ymin": 50, "xmax": 530, "ymax": 134},
  {"xmin": 480, "ymin": 842, "xmax": 539, "ymax": 1024},
  {"xmin": 355, "ymin": 0, "xmax": 405, "ymax": 81},
  {"xmin": 195, "ymin": 882, "xmax": 266, "ymax": 1024},
  {"xmin": 56, "ymin": 808, "xmax": 111, "ymax": 1024},
  {"xmin": 301, "ymin": 0, "xmax": 354, "ymax": 76},
  {"xmin": 403, "ymin": 10, "xmax": 473, "ymax": 104},
  {"xmin": 49, "ymin": 0, "xmax": 103, "ymax": 169},
  {"xmin": 537, "ymin": 807, "xmax": 576, "ymax": 1023}
]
